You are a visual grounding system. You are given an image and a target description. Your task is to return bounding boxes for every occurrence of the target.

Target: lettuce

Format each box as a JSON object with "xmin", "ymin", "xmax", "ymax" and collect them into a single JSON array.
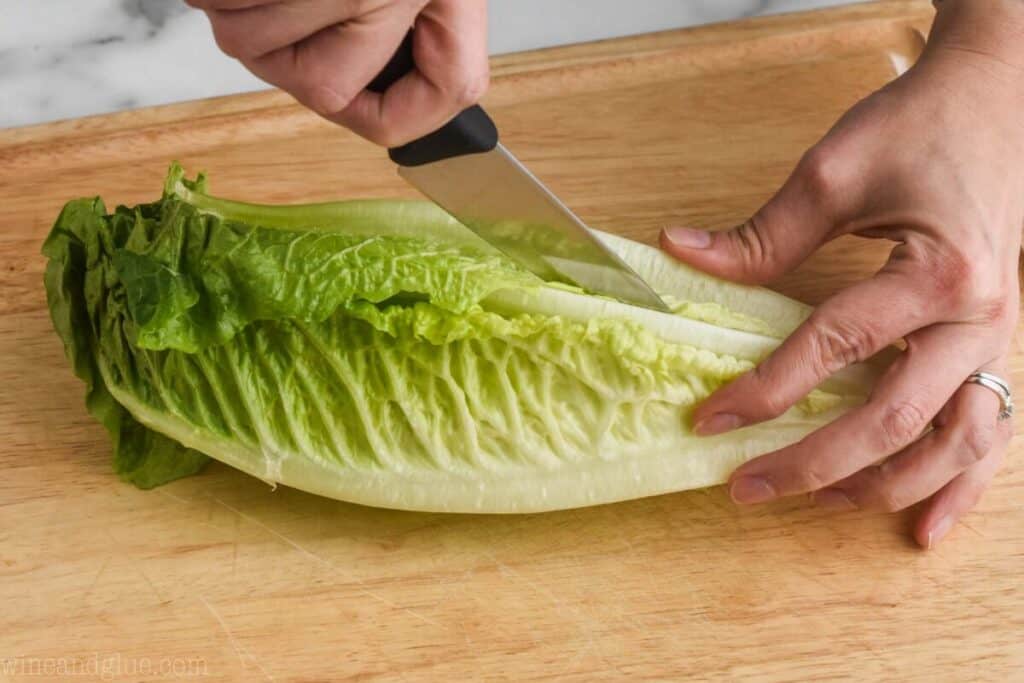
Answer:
[{"xmin": 42, "ymin": 164, "xmax": 881, "ymax": 512}]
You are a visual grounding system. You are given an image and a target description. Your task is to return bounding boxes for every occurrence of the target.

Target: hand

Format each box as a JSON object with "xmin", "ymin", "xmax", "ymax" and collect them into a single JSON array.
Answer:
[
  {"xmin": 661, "ymin": 0, "xmax": 1024, "ymax": 548},
  {"xmin": 187, "ymin": 0, "xmax": 489, "ymax": 146}
]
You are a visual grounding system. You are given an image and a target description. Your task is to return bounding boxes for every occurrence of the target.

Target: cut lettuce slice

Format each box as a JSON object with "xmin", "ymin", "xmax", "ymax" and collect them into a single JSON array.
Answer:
[{"xmin": 42, "ymin": 164, "xmax": 886, "ymax": 512}]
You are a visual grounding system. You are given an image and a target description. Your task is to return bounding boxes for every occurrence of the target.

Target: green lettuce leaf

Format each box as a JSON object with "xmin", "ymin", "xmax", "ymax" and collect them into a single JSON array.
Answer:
[
  {"xmin": 42, "ymin": 163, "xmax": 883, "ymax": 510},
  {"xmin": 43, "ymin": 198, "xmax": 209, "ymax": 488}
]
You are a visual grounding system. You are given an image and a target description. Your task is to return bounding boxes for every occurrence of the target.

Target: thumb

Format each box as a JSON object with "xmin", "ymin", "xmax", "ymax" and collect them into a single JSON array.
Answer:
[{"xmin": 659, "ymin": 151, "xmax": 844, "ymax": 285}]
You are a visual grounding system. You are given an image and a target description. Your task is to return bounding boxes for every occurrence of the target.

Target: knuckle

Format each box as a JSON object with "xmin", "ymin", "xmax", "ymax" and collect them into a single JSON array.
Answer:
[
  {"xmin": 871, "ymin": 462, "xmax": 910, "ymax": 511},
  {"xmin": 879, "ymin": 401, "xmax": 928, "ymax": 452},
  {"xmin": 338, "ymin": 115, "xmax": 415, "ymax": 148},
  {"xmin": 805, "ymin": 312, "xmax": 878, "ymax": 375},
  {"xmin": 977, "ymin": 293, "xmax": 1015, "ymax": 330},
  {"xmin": 369, "ymin": 127, "xmax": 410, "ymax": 148},
  {"xmin": 728, "ymin": 217, "xmax": 783, "ymax": 282},
  {"xmin": 796, "ymin": 466, "xmax": 830, "ymax": 493},
  {"xmin": 796, "ymin": 145, "xmax": 846, "ymax": 208},
  {"xmin": 959, "ymin": 422, "xmax": 996, "ymax": 467},
  {"xmin": 876, "ymin": 486, "xmax": 909, "ymax": 513},
  {"xmin": 451, "ymin": 68, "xmax": 490, "ymax": 109},
  {"xmin": 929, "ymin": 249, "xmax": 970, "ymax": 299},
  {"xmin": 211, "ymin": 23, "xmax": 252, "ymax": 60},
  {"xmin": 978, "ymin": 296, "xmax": 1011, "ymax": 325},
  {"xmin": 293, "ymin": 74, "xmax": 359, "ymax": 118},
  {"xmin": 758, "ymin": 390, "xmax": 790, "ymax": 421},
  {"xmin": 786, "ymin": 451, "xmax": 831, "ymax": 493},
  {"xmin": 749, "ymin": 366, "xmax": 790, "ymax": 419},
  {"xmin": 931, "ymin": 244, "xmax": 1002, "ymax": 316},
  {"xmin": 313, "ymin": 84, "xmax": 359, "ymax": 117}
]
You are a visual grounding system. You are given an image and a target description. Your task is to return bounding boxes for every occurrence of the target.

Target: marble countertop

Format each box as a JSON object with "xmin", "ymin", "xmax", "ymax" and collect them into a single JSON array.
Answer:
[{"xmin": 4, "ymin": 0, "xmax": 861, "ymax": 130}]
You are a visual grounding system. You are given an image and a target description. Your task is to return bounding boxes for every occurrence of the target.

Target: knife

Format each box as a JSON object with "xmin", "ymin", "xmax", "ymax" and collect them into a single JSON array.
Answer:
[{"xmin": 367, "ymin": 34, "xmax": 670, "ymax": 312}]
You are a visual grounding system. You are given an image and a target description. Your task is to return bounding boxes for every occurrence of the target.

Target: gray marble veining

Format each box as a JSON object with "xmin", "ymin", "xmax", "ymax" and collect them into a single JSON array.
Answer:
[{"xmin": 2, "ymin": 0, "xmax": 860, "ymax": 130}]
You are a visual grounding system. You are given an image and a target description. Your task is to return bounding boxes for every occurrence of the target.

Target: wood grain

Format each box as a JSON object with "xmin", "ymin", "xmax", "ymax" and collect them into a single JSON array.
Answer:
[{"xmin": 2, "ymin": 2, "xmax": 1022, "ymax": 681}]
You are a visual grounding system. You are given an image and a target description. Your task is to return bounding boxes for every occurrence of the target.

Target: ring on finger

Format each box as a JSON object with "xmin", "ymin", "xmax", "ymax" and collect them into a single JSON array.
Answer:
[{"xmin": 964, "ymin": 371, "xmax": 1014, "ymax": 421}]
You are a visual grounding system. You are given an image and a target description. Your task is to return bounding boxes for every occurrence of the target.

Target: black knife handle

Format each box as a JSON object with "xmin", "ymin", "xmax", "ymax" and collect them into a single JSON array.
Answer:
[
  {"xmin": 367, "ymin": 31, "xmax": 416, "ymax": 93},
  {"xmin": 367, "ymin": 31, "xmax": 498, "ymax": 167}
]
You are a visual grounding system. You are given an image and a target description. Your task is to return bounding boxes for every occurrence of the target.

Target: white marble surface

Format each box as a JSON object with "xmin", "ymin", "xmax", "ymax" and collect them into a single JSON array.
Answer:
[{"xmin": 2, "ymin": 0, "xmax": 862, "ymax": 130}]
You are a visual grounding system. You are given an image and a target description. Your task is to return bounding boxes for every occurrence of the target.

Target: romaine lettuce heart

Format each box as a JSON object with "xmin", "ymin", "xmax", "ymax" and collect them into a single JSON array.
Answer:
[{"xmin": 41, "ymin": 163, "xmax": 882, "ymax": 512}]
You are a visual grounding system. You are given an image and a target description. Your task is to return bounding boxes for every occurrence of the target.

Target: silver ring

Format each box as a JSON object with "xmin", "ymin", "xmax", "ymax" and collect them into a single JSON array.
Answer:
[{"xmin": 965, "ymin": 371, "xmax": 1014, "ymax": 421}]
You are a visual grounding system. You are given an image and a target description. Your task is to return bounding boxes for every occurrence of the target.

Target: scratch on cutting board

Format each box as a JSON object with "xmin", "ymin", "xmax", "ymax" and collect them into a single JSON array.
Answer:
[
  {"xmin": 920, "ymin": 571, "xmax": 1013, "ymax": 623},
  {"xmin": 957, "ymin": 519, "xmax": 986, "ymax": 539},
  {"xmin": 210, "ymin": 497, "xmax": 442, "ymax": 629},
  {"xmin": 134, "ymin": 561, "xmax": 167, "ymax": 605},
  {"xmin": 483, "ymin": 550, "xmax": 624, "ymax": 676},
  {"xmin": 155, "ymin": 489, "xmax": 236, "ymax": 535},
  {"xmin": 100, "ymin": 526, "xmax": 167, "ymax": 604},
  {"xmin": 487, "ymin": 551, "xmax": 565, "ymax": 614},
  {"xmin": 79, "ymin": 556, "xmax": 111, "ymax": 606},
  {"xmin": 199, "ymin": 595, "xmax": 275, "ymax": 681},
  {"xmin": 852, "ymin": 632, "xmax": 901, "ymax": 678},
  {"xmin": 154, "ymin": 488, "xmax": 192, "ymax": 505}
]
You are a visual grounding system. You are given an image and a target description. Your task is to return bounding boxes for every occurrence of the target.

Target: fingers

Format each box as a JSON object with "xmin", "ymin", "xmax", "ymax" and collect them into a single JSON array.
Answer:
[
  {"xmin": 813, "ymin": 366, "xmax": 1012, "ymax": 515},
  {"xmin": 245, "ymin": 6, "xmax": 418, "ymax": 123},
  {"xmin": 185, "ymin": 0, "xmax": 277, "ymax": 10},
  {"xmin": 333, "ymin": 0, "xmax": 490, "ymax": 145},
  {"xmin": 201, "ymin": 0, "xmax": 379, "ymax": 62},
  {"xmin": 726, "ymin": 324, "xmax": 992, "ymax": 503},
  {"xmin": 914, "ymin": 439, "xmax": 1008, "ymax": 549},
  {"xmin": 693, "ymin": 271, "xmax": 941, "ymax": 435},
  {"xmin": 660, "ymin": 145, "xmax": 856, "ymax": 285},
  {"xmin": 197, "ymin": 0, "xmax": 489, "ymax": 146}
]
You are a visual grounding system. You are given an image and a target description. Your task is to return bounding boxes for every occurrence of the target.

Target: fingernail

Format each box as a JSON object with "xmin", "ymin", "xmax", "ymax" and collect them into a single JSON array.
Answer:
[
  {"xmin": 695, "ymin": 413, "xmax": 746, "ymax": 436},
  {"xmin": 730, "ymin": 476, "xmax": 776, "ymax": 504},
  {"xmin": 926, "ymin": 515, "xmax": 953, "ymax": 550},
  {"xmin": 662, "ymin": 227, "xmax": 713, "ymax": 249},
  {"xmin": 813, "ymin": 488, "xmax": 857, "ymax": 511}
]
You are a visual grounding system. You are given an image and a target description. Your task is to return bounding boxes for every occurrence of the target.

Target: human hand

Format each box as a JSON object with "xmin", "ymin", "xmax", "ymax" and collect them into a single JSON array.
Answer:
[
  {"xmin": 661, "ymin": 0, "xmax": 1024, "ymax": 548},
  {"xmin": 188, "ymin": 0, "xmax": 489, "ymax": 146}
]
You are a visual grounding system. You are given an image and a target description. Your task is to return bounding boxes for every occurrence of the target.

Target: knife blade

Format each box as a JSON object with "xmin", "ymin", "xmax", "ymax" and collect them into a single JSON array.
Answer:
[{"xmin": 367, "ymin": 34, "xmax": 670, "ymax": 312}]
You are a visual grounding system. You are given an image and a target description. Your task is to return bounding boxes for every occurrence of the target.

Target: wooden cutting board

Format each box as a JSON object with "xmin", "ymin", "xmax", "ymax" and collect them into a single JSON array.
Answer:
[{"xmin": 2, "ymin": 2, "xmax": 1021, "ymax": 680}]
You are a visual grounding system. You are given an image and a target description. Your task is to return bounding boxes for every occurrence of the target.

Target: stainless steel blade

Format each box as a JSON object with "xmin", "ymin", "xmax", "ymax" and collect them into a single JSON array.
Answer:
[{"xmin": 398, "ymin": 144, "xmax": 670, "ymax": 312}]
